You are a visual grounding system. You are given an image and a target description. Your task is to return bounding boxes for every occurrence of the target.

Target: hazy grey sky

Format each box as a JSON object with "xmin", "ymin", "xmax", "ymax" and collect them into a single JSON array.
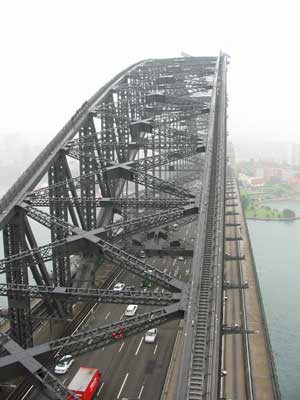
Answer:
[{"xmin": 1, "ymin": 0, "xmax": 300, "ymax": 147}]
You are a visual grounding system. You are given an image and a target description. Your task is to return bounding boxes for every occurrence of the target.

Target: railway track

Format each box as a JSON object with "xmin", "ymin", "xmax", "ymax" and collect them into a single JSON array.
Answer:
[{"xmin": 222, "ymin": 178, "xmax": 254, "ymax": 400}]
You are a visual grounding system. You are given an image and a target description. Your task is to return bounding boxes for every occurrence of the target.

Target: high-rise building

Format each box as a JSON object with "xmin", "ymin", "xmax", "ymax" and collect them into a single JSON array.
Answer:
[{"xmin": 291, "ymin": 143, "xmax": 299, "ymax": 166}]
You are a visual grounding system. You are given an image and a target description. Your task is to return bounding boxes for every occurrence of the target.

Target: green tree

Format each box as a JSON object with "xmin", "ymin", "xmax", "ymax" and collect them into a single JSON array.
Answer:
[
  {"xmin": 241, "ymin": 194, "xmax": 250, "ymax": 210},
  {"xmin": 282, "ymin": 209, "xmax": 296, "ymax": 218}
]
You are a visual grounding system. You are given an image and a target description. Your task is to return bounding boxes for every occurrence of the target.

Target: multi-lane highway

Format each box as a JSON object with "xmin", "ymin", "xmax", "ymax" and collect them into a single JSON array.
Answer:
[{"xmin": 25, "ymin": 183, "xmax": 201, "ymax": 400}]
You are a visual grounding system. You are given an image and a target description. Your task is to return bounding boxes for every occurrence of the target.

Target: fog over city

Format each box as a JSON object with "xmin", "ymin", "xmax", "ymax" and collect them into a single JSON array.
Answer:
[{"xmin": 1, "ymin": 0, "xmax": 300, "ymax": 193}]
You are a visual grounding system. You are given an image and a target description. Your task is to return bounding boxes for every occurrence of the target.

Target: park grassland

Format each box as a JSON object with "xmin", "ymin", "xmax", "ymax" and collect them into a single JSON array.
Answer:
[{"xmin": 239, "ymin": 186, "xmax": 297, "ymax": 220}]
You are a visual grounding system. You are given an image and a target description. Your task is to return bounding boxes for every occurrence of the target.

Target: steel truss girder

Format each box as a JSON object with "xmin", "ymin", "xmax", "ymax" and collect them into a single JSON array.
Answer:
[
  {"xmin": 0, "ymin": 333, "xmax": 78, "ymax": 400},
  {"xmin": 0, "ymin": 283, "xmax": 181, "ymax": 306},
  {"xmin": 223, "ymin": 282, "xmax": 249, "ymax": 289},
  {"xmin": 176, "ymin": 54, "xmax": 227, "ymax": 400},
  {"xmin": 79, "ymin": 116, "xmax": 97, "ymax": 230},
  {"xmin": 24, "ymin": 196, "xmax": 195, "ymax": 209},
  {"xmin": 3, "ymin": 209, "xmax": 33, "ymax": 349},
  {"xmin": 104, "ymin": 165, "xmax": 195, "ymax": 199},
  {"xmin": 96, "ymin": 237, "xmax": 184, "ymax": 292},
  {"xmin": 222, "ymin": 326, "xmax": 255, "ymax": 335},
  {"xmin": 48, "ymin": 154, "xmax": 71, "ymax": 289},
  {"xmin": 23, "ymin": 203, "xmax": 197, "ymax": 240},
  {"xmin": 0, "ymin": 304, "xmax": 184, "ymax": 382},
  {"xmin": 65, "ymin": 145, "xmax": 205, "ymax": 173},
  {"xmin": 65, "ymin": 136, "xmax": 204, "ymax": 152},
  {"xmin": 0, "ymin": 205, "xmax": 198, "ymax": 274},
  {"xmin": 26, "ymin": 161, "xmax": 195, "ymax": 202},
  {"xmin": 1, "ymin": 207, "xmax": 188, "ymax": 292},
  {"xmin": 146, "ymin": 92, "xmax": 211, "ymax": 106},
  {"xmin": 0, "ymin": 55, "xmax": 221, "ymax": 398}
]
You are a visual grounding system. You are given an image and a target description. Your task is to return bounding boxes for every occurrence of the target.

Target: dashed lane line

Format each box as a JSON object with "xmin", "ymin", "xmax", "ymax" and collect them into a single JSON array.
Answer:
[
  {"xmin": 119, "ymin": 342, "xmax": 125, "ymax": 352},
  {"xmin": 135, "ymin": 337, "xmax": 144, "ymax": 356},
  {"xmin": 97, "ymin": 382, "xmax": 104, "ymax": 397},
  {"xmin": 138, "ymin": 385, "xmax": 145, "ymax": 399},
  {"xmin": 117, "ymin": 373, "xmax": 129, "ymax": 399}
]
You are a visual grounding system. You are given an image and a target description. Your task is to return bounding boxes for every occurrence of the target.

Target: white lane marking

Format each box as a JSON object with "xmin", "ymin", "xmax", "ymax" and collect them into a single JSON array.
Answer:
[
  {"xmin": 135, "ymin": 337, "xmax": 144, "ymax": 355},
  {"xmin": 154, "ymin": 344, "xmax": 158, "ymax": 355},
  {"xmin": 105, "ymin": 311, "xmax": 111, "ymax": 320},
  {"xmin": 138, "ymin": 385, "xmax": 144, "ymax": 399},
  {"xmin": 179, "ymin": 273, "xmax": 182, "ymax": 280},
  {"xmin": 97, "ymin": 381, "xmax": 104, "ymax": 396},
  {"xmin": 119, "ymin": 342, "xmax": 125, "ymax": 352},
  {"xmin": 117, "ymin": 372, "xmax": 129, "ymax": 399},
  {"xmin": 20, "ymin": 385, "xmax": 34, "ymax": 400},
  {"xmin": 120, "ymin": 313, "xmax": 124, "ymax": 320},
  {"xmin": 62, "ymin": 378, "xmax": 67, "ymax": 385},
  {"xmin": 172, "ymin": 259, "xmax": 176, "ymax": 267},
  {"xmin": 163, "ymin": 268, "xmax": 167, "ymax": 274}
]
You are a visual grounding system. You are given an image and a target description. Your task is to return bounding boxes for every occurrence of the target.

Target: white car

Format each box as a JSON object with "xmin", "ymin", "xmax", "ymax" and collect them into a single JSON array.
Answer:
[
  {"xmin": 125, "ymin": 304, "xmax": 138, "ymax": 316},
  {"xmin": 178, "ymin": 256, "xmax": 184, "ymax": 261},
  {"xmin": 144, "ymin": 328, "xmax": 158, "ymax": 343},
  {"xmin": 139, "ymin": 251, "xmax": 146, "ymax": 258},
  {"xmin": 54, "ymin": 355, "xmax": 74, "ymax": 374},
  {"xmin": 113, "ymin": 282, "xmax": 125, "ymax": 292}
]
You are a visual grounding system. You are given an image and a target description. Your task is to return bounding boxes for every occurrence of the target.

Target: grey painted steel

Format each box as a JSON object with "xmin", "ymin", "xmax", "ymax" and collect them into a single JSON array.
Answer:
[
  {"xmin": 0, "ymin": 55, "xmax": 235, "ymax": 399},
  {"xmin": 175, "ymin": 54, "xmax": 228, "ymax": 400},
  {"xmin": 0, "ymin": 59, "xmax": 149, "ymax": 228},
  {"xmin": 0, "ymin": 283, "xmax": 181, "ymax": 306}
]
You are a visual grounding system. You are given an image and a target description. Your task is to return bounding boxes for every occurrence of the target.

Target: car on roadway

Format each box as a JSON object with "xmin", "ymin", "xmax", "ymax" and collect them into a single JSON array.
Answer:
[
  {"xmin": 124, "ymin": 285, "xmax": 136, "ymax": 292},
  {"xmin": 113, "ymin": 282, "xmax": 125, "ymax": 292},
  {"xmin": 144, "ymin": 328, "xmax": 158, "ymax": 343},
  {"xmin": 178, "ymin": 256, "xmax": 184, "ymax": 261},
  {"xmin": 54, "ymin": 355, "xmax": 74, "ymax": 374},
  {"xmin": 112, "ymin": 325, "xmax": 125, "ymax": 340},
  {"xmin": 125, "ymin": 304, "xmax": 138, "ymax": 316}
]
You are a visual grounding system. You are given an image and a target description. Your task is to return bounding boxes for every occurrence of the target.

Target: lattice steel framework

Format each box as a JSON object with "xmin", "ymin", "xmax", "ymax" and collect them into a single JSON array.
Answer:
[{"xmin": 0, "ymin": 55, "xmax": 229, "ymax": 399}]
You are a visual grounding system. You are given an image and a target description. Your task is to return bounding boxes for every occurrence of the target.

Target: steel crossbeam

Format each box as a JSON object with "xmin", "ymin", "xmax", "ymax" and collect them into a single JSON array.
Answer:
[
  {"xmin": 23, "ymin": 202, "xmax": 198, "ymax": 238},
  {"xmin": 65, "ymin": 136, "xmax": 205, "ymax": 152},
  {"xmin": 24, "ymin": 196, "xmax": 195, "ymax": 208},
  {"xmin": 0, "ymin": 304, "xmax": 184, "ymax": 382},
  {"xmin": 26, "ymin": 162, "xmax": 195, "ymax": 201},
  {"xmin": 66, "ymin": 146, "xmax": 205, "ymax": 171},
  {"xmin": 0, "ymin": 283, "xmax": 181, "ymax": 306},
  {"xmin": 1, "ymin": 206, "xmax": 187, "ymax": 291},
  {"xmin": 0, "ymin": 333, "xmax": 78, "ymax": 400},
  {"xmin": 104, "ymin": 165, "xmax": 195, "ymax": 198}
]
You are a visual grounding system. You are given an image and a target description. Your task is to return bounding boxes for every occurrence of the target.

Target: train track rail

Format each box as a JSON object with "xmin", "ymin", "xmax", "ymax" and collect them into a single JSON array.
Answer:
[{"xmin": 221, "ymin": 178, "xmax": 254, "ymax": 400}]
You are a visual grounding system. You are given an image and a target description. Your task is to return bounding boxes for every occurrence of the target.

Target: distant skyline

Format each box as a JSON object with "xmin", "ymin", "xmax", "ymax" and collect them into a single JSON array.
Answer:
[{"xmin": 1, "ymin": 0, "xmax": 300, "ymax": 181}]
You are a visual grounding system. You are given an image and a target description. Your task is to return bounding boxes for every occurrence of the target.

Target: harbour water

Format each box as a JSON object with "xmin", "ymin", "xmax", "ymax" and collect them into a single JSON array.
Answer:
[{"xmin": 247, "ymin": 199, "xmax": 300, "ymax": 400}]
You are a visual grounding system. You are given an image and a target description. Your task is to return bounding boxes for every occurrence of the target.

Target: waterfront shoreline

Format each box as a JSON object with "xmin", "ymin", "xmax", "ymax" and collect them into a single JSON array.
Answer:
[{"xmin": 246, "ymin": 216, "xmax": 300, "ymax": 221}]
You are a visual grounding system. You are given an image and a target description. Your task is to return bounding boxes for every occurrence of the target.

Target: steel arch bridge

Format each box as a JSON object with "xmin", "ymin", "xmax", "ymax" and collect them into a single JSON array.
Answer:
[{"xmin": 0, "ymin": 54, "xmax": 228, "ymax": 399}]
